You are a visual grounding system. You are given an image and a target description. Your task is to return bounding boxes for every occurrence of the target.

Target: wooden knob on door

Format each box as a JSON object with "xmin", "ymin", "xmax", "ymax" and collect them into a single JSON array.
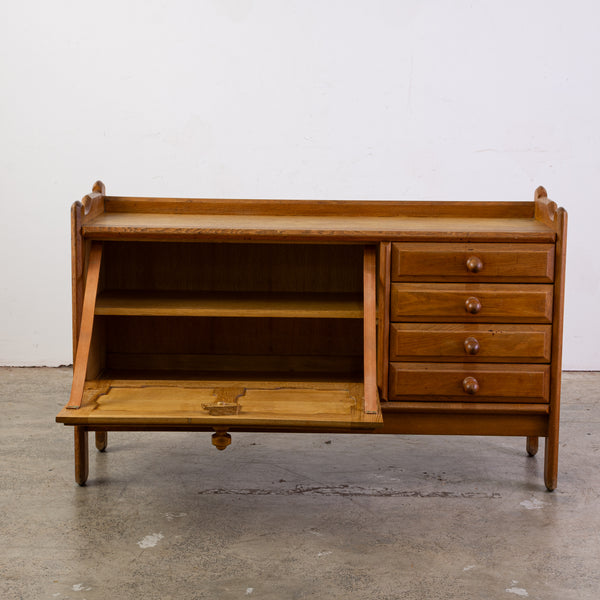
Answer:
[
  {"xmin": 464, "ymin": 336, "xmax": 480, "ymax": 355},
  {"xmin": 465, "ymin": 296, "xmax": 482, "ymax": 314},
  {"xmin": 462, "ymin": 376, "xmax": 479, "ymax": 394},
  {"xmin": 466, "ymin": 256, "xmax": 483, "ymax": 273}
]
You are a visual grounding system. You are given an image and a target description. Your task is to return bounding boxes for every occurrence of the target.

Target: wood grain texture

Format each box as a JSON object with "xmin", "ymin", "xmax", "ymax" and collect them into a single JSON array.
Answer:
[
  {"xmin": 95, "ymin": 431, "xmax": 108, "ymax": 452},
  {"xmin": 83, "ymin": 213, "xmax": 556, "ymax": 243},
  {"xmin": 104, "ymin": 197, "xmax": 536, "ymax": 218},
  {"xmin": 526, "ymin": 436, "xmax": 539, "ymax": 456},
  {"xmin": 102, "ymin": 242, "xmax": 363, "ymax": 294},
  {"xmin": 377, "ymin": 412, "xmax": 548, "ymax": 437},
  {"xmin": 74, "ymin": 427, "xmax": 88, "ymax": 485},
  {"xmin": 388, "ymin": 363, "xmax": 550, "ymax": 402},
  {"xmin": 545, "ymin": 205, "xmax": 568, "ymax": 491},
  {"xmin": 67, "ymin": 243, "xmax": 103, "ymax": 409},
  {"xmin": 86, "ymin": 314, "xmax": 106, "ymax": 382},
  {"xmin": 389, "ymin": 323, "xmax": 552, "ymax": 362},
  {"xmin": 363, "ymin": 246, "xmax": 378, "ymax": 413},
  {"xmin": 57, "ymin": 378, "xmax": 382, "ymax": 429},
  {"xmin": 71, "ymin": 202, "xmax": 84, "ymax": 361},
  {"xmin": 59, "ymin": 183, "xmax": 567, "ymax": 490},
  {"xmin": 381, "ymin": 401, "xmax": 549, "ymax": 415},
  {"xmin": 391, "ymin": 242, "xmax": 555, "ymax": 282},
  {"xmin": 534, "ymin": 186, "xmax": 560, "ymax": 231},
  {"xmin": 390, "ymin": 283, "xmax": 553, "ymax": 323},
  {"xmin": 377, "ymin": 242, "xmax": 391, "ymax": 400},
  {"xmin": 79, "ymin": 181, "xmax": 105, "ymax": 223},
  {"xmin": 71, "ymin": 182, "xmax": 106, "ymax": 360},
  {"xmin": 104, "ymin": 353, "xmax": 363, "ymax": 375},
  {"xmin": 95, "ymin": 290, "xmax": 364, "ymax": 319},
  {"xmin": 103, "ymin": 316, "xmax": 363, "ymax": 374}
]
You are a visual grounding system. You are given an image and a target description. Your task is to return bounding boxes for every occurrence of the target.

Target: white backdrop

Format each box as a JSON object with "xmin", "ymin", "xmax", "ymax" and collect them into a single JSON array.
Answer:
[{"xmin": 0, "ymin": 0, "xmax": 598, "ymax": 369}]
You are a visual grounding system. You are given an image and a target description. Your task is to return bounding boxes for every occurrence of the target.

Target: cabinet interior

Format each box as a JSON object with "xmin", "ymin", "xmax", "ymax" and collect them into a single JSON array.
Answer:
[{"xmin": 90, "ymin": 242, "xmax": 366, "ymax": 382}]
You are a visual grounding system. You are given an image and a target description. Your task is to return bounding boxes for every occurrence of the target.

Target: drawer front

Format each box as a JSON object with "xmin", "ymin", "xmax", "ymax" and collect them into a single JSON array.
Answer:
[
  {"xmin": 389, "ymin": 323, "xmax": 552, "ymax": 362},
  {"xmin": 391, "ymin": 243, "xmax": 554, "ymax": 282},
  {"xmin": 388, "ymin": 363, "xmax": 550, "ymax": 403},
  {"xmin": 390, "ymin": 283, "xmax": 553, "ymax": 323}
]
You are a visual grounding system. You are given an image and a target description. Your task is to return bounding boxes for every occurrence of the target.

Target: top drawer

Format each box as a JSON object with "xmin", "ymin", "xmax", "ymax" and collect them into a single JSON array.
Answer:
[{"xmin": 391, "ymin": 243, "xmax": 554, "ymax": 283}]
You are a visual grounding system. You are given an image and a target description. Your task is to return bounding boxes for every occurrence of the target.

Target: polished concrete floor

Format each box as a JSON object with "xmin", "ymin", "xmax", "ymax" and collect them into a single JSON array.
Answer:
[{"xmin": 1, "ymin": 368, "xmax": 599, "ymax": 599}]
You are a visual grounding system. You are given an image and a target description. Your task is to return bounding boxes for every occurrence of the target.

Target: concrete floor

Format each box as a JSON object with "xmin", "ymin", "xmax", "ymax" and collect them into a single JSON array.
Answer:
[{"xmin": 1, "ymin": 368, "xmax": 599, "ymax": 599}]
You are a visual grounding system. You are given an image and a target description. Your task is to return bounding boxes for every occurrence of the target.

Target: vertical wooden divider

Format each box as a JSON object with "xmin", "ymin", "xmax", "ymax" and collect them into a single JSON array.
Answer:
[
  {"xmin": 363, "ymin": 246, "xmax": 378, "ymax": 414},
  {"xmin": 377, "ymin": 242, "xmax": 391, "ymax": 401},
  {"xmin": 67, "ymin": 242, "xmax": 103, "ymax": 409}
]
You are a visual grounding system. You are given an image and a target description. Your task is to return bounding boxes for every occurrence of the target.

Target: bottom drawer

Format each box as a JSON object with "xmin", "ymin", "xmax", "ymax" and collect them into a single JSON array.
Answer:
[{"xmin": 388, "ymin": 363, "xmax": 550, "ymax": 403}]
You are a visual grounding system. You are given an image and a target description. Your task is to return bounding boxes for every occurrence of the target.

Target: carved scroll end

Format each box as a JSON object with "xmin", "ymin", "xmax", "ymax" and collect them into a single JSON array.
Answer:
[
  {"xmin": 92, "ymin": 180, "xmax": 106, "ymax": 195},
  {"xmin": 534, "ymin": 186, "xmax": 558, "ymax": 226},
  {"xmin": 80, "ymin": 181, "xmax": 106, "ymax": 218},
  {"xmin": 534, "ymin": 185, "xmax": 548, "ymax": 201}
]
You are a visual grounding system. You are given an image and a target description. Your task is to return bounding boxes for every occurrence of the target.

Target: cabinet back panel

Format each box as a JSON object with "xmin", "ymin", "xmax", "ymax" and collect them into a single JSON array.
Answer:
[
  {"xmin": 103, "ymin": 242, "xmax": 364, "ymax": 294},
  {"xmin": 104, "ymin": 316, "xmax": 363, "ymax": 375}
]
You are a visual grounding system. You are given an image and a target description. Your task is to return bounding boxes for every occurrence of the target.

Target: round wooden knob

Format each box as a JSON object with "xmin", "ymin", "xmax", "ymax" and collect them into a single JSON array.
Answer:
[
  {"xmin": 464, "ymin": 336, "xmax": 480, "ymax": 355},
  {"xmin": 466, "ymin": 256, "xmax": 483, "ymax": 273},
  {"xmin": 462, "ymin": 376, "xmax": 479, "ymax": 394},
  {"xmin": 211, "ymin": 429, "xmax": 232, "ymax": 451},
  {"xmin": 465, "ymin": 296, "xmax": 482, "ymax": 314}
]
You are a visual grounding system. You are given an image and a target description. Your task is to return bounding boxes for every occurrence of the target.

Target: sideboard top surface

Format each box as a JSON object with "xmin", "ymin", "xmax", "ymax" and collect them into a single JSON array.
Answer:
[{"xmin": 80, "ymin": 197, "xmax": 556, "ymax": 243}]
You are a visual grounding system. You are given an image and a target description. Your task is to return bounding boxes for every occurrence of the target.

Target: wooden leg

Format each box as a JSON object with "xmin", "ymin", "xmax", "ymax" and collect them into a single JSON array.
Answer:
[
  {"xmin": 526, "ymin": 436, "xmax": 539, "ymax": 457},
  {"xmin": 544, "ymin": 434, "xmax": 558, "ymax": 492},
  {"xmin": 95, "ymin": 431, "xmax": 108, "ymax": 452},
  {"xmin": 74, "ymin": 427, "xmax": 89, "ymax": 486}
]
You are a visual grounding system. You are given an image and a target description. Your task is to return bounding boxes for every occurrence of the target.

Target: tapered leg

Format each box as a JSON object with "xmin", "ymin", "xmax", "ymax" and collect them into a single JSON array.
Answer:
[
  {"xmin": 74, "ymin": 427, "xmax": 89, "ymax": 486},
  {"xmin": 544, "ymin": 434, "xmax": 558, "ymax": 492},
  {"xmin": 95, "ymin": 431, "xmax": 108, "ymax": 452},
  {"xmin": 526, "ymin": 436, "xmax": 539, "ymax": 457}
]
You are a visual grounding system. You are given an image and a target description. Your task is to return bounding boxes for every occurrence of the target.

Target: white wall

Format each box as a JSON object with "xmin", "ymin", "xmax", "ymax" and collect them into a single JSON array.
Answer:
[{"xmin": 0, "ymin": 0, "xmax": 598, "ymax": 369}]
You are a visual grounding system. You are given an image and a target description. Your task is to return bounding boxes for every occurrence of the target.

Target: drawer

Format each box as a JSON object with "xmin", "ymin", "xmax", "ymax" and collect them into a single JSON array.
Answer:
[
  {"xmin": 389, "ymin": 323, "xmax": 552, "ymax": 362},
  {"xmin": 388, "ymin": 363, "xmax": 550, "ymax": 403},
  {"xmin": 391, "ymin": 243, "xmax": 554, "ymax": 282},
  {"xmin": 390, "ymin": 283, "xmax": 553, "ymax": 323}
]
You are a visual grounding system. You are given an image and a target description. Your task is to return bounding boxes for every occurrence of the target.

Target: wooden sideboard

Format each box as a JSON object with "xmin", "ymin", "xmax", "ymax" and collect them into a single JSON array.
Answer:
[{"xmin": 57, "ymin": 182, "xmax": 567, "ymax": 490}]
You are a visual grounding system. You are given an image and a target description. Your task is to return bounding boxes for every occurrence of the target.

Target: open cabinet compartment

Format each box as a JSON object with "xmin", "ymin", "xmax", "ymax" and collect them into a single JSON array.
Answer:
[{"xmin": 57, "ymin": 241, "xmax": 382, "ymax": 431}]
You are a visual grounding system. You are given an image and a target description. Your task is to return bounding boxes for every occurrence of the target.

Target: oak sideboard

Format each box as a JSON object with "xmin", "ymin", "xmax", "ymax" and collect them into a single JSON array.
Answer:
[{"xmin": 57, "ymin": 182, "xmax": 567, "ymax": 490}]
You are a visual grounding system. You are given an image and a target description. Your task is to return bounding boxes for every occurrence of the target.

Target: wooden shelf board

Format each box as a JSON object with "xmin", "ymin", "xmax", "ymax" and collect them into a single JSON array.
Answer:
[
  {"xmin": 82, "ymin": 213, "xmax": 556, "ymax": 243},
  {"xmin": 99, "ymin": 368, "xmax": 364, "ymax": 382},
  {"xmin": 57, "ymin": 378, "xmax": 382, "ymax": 429},
  {"xmin": 95, "ymin": 290, "xmax": 364, "ymax": 318}
]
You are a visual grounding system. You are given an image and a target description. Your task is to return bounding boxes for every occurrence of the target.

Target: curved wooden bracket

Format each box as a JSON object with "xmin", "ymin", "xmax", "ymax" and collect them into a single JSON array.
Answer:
[
  {"xmin": 92, "ymin": 180, "xmax": 106, "ymax": 195},
  {"xmin": 534, "ymin": 186, "xmax": 559, "ymax": 228},
  {"xmin": 75, "ymin": 181, "xmax": 106, "ymax": 219}
]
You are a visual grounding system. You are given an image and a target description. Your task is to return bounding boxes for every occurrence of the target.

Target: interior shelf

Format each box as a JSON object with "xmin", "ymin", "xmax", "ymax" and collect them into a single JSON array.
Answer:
[{"xmin": 95, "ymin": 290, "xmax": 364, "ymax": 319}]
